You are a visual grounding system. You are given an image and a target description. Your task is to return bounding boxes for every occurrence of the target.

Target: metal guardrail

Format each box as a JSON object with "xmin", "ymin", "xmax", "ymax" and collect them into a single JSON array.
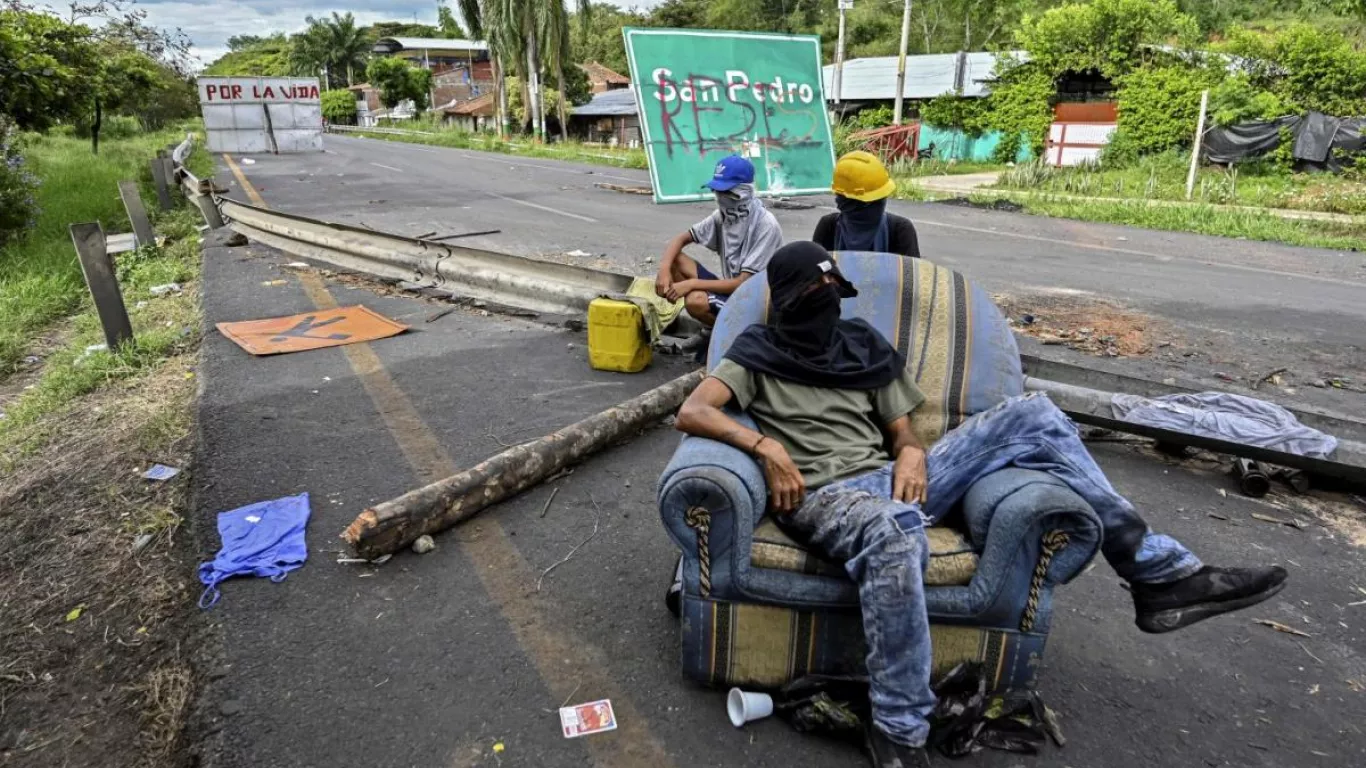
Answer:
[
  {"xmin": 170, "ymin": 136, "xmax": 633, "ymax": 316},
  {"xmin": 326, "ymin": 124, "xmax": 435, "ymax": 137}
]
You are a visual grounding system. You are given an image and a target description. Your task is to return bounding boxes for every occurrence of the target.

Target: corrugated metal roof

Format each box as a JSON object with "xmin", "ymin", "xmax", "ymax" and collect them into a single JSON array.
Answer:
[
  {"xmin": 373, "ymin": 37, "xmax": 488, "ymax": 53},
  {"xmin": 571, "ymin": 89, "xmax": 637, "ymax": 117},
  {"xmin": 822, "ymin": 51, "xmax": 1024, "ymax": 101}
]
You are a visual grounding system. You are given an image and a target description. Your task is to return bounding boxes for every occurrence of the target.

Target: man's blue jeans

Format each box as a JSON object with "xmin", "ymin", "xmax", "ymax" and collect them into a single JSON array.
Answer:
[{"xmin": 779, "ymin": 393, "xmax": 1203, "ymax": 747}]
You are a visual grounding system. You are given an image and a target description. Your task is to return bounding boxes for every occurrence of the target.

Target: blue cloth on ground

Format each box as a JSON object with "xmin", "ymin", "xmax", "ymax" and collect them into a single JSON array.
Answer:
[
  {"xmin": 1112, "ymin": 392, "xmax": 1338, "ymax": 458},
  {"xmin": 198, "ymin": 492, "xmax": 311, "ymax": 608}
]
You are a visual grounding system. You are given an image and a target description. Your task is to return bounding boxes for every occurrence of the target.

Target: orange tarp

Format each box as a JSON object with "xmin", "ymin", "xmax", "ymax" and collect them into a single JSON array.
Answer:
[{"xmin": 216, "ymin": 305, "xmax": 408, "ymax": 356}]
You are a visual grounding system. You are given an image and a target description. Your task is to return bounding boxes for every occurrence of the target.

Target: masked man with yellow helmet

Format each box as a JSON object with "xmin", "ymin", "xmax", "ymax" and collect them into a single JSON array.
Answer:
[{"xmin": 813, "ymin": 151, "xmax": 921, "ymax": 259}]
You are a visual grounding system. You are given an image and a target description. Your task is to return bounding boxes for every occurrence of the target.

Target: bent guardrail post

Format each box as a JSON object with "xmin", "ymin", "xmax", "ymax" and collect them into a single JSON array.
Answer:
[
  {"xmin": 151, "ymin": 154, "xmax": 175, "ymax": 211},
  {"xmin": 117, "ymin": 180, "xmax": 156, "ymax": 248},
  {"xmin": 70, "ymin": 222, "xmax": 134, "ymax": 351}
]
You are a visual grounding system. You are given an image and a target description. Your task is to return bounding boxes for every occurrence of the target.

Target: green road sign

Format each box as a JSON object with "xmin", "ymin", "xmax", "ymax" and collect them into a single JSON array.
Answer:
[{"xmin": 622, "ymin": 27, "xmax": 836, "ymax": 204}]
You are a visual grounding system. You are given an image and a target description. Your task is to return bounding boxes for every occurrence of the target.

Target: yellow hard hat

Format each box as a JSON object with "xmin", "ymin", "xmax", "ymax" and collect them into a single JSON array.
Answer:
[{"xmin": 831, "ymin": 151, "xmax": 896, "ymax": 202}]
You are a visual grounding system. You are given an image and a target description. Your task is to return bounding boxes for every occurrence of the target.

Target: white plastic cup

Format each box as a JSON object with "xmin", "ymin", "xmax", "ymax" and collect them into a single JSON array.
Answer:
[{"xmin": 726, "ymin": 687, "xmax": 774, "ymax": 728}]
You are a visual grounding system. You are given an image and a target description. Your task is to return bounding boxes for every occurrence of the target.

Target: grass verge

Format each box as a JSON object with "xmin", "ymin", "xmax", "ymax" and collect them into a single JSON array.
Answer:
[
  {"xmin": 995, "ymin": 153, "xmax": 1366, "ymax": 215},
  {"xmin": 967, "ymin": 192, "xmax": 1366, "ymax": 251},
  {"xmin": 0, "ymin": 124, "xmax": 211, "ymax": 377},
  {"xmin": 343, "ymin": 125, "xmax": 649, "ymax": 169},
  {"xmin": 1, "ymin": 182, "xmax": 206, "ymax": 767}
]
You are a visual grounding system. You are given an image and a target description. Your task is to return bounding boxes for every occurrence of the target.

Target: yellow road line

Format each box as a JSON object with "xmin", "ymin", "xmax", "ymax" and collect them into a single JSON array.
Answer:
[
  {"xmin": 222, "ymin": 153, "xmax": 267, "ymax": 206},
  {"xmin": 228, "ymin": 161, "xmax": 674, "ymax": 767}
]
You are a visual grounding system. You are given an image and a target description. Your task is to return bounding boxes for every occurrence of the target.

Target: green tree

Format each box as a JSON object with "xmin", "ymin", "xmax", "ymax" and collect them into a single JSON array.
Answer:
[
  {"xmin": 366, "ymin": 57, "xmax": 433, "ymax": 112},
  {"xmin": 203, "ymin": 35, "xmax": 292, "ymax": 76},
  {"xmin": 0, "ymin": 10, "xmax": 99, "ymax": 130},
  {"xmin": 1106, "ymin": 64, "xmax": 1222, "ymax": 162},
  {"xmin": 438, "ymin": 3, "xmax": 468, "ymax": 38},
  {"xmin": 1220, "ymin": 23, "xmax": 1366, "ymax": 115},
  {"xmin": 569, "ymin": 3, "xmax": 645, "ymax": 75},
  {"xmin": 1014, "ymin": 0, "xmax": 1200, "ymax": 80},
  {"xmin": 322, "ymin": 88, "xmax": 359, "ymax": 123}
]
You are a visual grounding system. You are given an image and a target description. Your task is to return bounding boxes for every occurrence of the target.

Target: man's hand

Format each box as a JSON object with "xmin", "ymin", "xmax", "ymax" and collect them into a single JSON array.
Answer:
[
  {"xmin": 666, "ymin": 279, "xmax": 697, "ymax": 303},
  {"xmin": 893, "ymin": 445, "xmax": 928, "ymax": 505},
  {"xmin": 757, "ymin": 438, "xmax": 805, "ymax": 514},
  {"xmin": 655, "ymin": 270, "xmax": 673, "ymax": 300}
]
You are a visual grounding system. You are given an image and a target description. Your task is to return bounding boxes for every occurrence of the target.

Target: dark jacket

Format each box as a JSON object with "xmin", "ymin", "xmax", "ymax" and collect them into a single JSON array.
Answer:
[{"xmin": 812, "ymin": 212, "xmax": 921, "ymax": 259}]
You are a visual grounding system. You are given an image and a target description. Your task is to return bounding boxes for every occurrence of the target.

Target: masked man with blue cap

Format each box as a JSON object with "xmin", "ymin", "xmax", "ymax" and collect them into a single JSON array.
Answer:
[{"xmin": 656, "ymin": 155, "xmax": 784, "ymax": 326}]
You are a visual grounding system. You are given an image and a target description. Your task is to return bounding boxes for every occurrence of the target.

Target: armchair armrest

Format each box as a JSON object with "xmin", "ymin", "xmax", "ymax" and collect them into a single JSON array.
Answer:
[{"xmin": 940, "ymin": 468, "xmax": 1102, "ymax": 632}]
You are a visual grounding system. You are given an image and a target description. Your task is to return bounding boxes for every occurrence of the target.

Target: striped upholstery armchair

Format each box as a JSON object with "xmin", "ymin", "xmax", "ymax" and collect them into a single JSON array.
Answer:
[{"xmin": 657, "ymin": 253, "xmax": 1103, "ymax": 692}]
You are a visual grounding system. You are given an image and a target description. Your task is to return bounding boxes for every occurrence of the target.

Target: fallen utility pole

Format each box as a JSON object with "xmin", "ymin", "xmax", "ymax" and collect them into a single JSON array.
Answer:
[
  {"xmin": 1025, "ymin": 376, "xmax": 1366, "ymax": 487},
  {"xmin": 343, "ymin": 369, "xmax": 705, "ymax": 559}
]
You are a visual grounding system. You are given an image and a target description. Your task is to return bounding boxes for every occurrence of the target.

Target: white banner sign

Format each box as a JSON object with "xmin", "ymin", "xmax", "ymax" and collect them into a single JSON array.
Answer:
[{"xmin": 197, "ymin": 77, "xmax": 323, "ymax": 154}]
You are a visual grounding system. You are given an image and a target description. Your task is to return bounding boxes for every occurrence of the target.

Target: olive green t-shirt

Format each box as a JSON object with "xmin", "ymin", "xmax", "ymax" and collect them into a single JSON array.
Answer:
[{"xmin": 711, "ymin": 359, "xmax": 926, "ymax": 489}]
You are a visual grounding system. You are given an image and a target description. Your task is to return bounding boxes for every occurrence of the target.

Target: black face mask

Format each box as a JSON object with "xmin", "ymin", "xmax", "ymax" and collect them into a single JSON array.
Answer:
[
  {"xmin": 725, "ymin": 242, "xmax": 908, "ymax": 390},
  {"xmin": 774, "ymin": 281, "xmax": 843, "ymax": 358}
]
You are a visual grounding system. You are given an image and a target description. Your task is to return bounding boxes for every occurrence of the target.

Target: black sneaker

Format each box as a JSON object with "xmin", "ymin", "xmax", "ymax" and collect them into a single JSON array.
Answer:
[
  {"xmin": 865, "ymin": 725, "xmax": 930, "ymax": 768},
  {"xmin": 1132, "ymin": 565, "xmax": 1288, "ymax": 634}
]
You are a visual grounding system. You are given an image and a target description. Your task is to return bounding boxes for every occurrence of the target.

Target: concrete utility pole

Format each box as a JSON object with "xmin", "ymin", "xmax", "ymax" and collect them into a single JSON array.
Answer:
[
  {"xmin": 834, "ymin": 0, "xmax": 852, "ymax": 105},
  {"xmin": 1186, "ymin": 89, "xmax": 1210, "ymax": 201},
  {"xmin": 893, "ymin": 0, "xmax": 912, "ymax": 125}
]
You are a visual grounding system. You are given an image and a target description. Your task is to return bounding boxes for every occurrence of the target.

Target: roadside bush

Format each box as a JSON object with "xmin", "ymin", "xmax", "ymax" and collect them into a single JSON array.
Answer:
[
  {"xmin": 1105, "ymin": 64, "xmax": 1220, "ymax": 165},
  {"xmin": 1208, "ymin": 75, "xmax": 1290, "ymax": 128},
  {"xmin": 0, "ymin": 119, "xmax": 40, "ymax": 249},
  {"xmin": 982, "ymin": 65, "xmax": 1055, "ymax": 163},
  {"xmin": 920, "ymin": 93, "xmax": 989, "ymax": 137},
  {"xmin": 1219, "ymin": 24, "xmax": 1366, "ymax": 117},
  {"xmin": 321, "ymin": 89, "xmax": 357, "ymax": 124},
  {"xmin": 847, "ymin": 105, "xmax": 893, "ymax": 131},
  {"xmin": 1013, "ymin": 0, "xmax": 1198, "ymax": 81}
]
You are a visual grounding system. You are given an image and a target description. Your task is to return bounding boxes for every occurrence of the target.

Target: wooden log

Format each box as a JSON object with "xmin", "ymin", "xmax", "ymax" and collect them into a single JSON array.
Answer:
[{"xmin": 342, "ymin": 368, "xmax": 705, "ymax": 558}]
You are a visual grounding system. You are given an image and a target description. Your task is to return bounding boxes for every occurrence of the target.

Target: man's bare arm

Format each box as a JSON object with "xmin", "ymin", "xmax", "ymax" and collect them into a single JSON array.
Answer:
[
  {"xmin": 676, "ymin": 377, "xmax": 807, "ymax": 513},
  {"xmin": 666, "ymin": 271, "xmax": 752, "ymax": 302},
  {"xmin": 884, "ymin": 414, "xmax": 928, "ymax": 504},
  {"xmin": 656, "ymin": 230, "xmax": 695, "ymax": 297}
]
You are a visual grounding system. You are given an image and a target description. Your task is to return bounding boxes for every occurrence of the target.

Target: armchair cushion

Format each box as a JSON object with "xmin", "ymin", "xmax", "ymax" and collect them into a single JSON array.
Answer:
[{"xmin": 752, "ymin": 519, "xmax": 978, "ymax": 586}]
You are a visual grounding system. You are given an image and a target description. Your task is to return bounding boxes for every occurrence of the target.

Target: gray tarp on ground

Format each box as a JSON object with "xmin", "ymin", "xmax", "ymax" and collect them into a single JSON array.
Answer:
[
  {"xmin": 1203, "ymin": 112, "xmax": 1366, "ymax": 171},
  {"xmin": 1111, "ymin": 392, "xmax": 1339, "ymax": 458}
]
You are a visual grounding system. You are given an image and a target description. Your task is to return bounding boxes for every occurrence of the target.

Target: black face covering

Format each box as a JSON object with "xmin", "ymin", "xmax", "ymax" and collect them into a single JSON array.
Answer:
[
  {"xmin": 724, "ymin": 242, "xmax": 907, "ymax": 390},
  {"xmin": 834, "ymin": 196, "xmax": 889, "ymax": 252}
]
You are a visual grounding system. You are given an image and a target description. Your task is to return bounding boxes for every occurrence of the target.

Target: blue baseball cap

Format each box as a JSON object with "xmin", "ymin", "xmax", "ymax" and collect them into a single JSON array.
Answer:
[{"xmin": 704, "ymin": 155, "xmax": 755, "ymax": 191}]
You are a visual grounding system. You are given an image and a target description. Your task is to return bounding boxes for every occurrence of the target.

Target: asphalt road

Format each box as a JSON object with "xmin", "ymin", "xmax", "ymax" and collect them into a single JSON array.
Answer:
[
  {"xmin": 190, "ymin": 140, "xmax": 1366, "ymax": 767},
  {"xmin": 224, "ymin": 134, "xmax": 1366, "ymax": 417}
]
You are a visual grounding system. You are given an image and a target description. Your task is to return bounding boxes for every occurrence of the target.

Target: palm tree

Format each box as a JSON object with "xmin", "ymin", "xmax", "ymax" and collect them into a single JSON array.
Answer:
[
  {"xmin": 458, "ymin": 0, "xmax": 586, "ymax": 141},
  {"xmin": 539, "ymin": 0, "xmax": 591, "ymax": 142},
  {"xmin": 457, "ymin": 0, "xmax": 510, "ymax": 136},
  {"xmin": 291, "ymin": 12, "xmax": 370, "ymax": 87}
]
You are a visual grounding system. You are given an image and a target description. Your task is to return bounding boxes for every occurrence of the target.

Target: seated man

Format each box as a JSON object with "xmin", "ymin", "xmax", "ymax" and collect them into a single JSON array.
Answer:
[
  {"xmin": 675, "ymin": 241, "xmax": 1287, "ymax": 768},
  {"xmin": 812, "ymin": 151, "xmax": 921, "ymax": 259},
  {"xmin": 656, "ymin": 155, "xmax": 783, "ymax": 326}
]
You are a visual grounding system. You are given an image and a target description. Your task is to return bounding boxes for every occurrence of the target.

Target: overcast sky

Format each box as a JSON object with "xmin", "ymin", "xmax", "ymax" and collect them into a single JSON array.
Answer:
[{"xmin": 126, "ymin": 1, "xmax": 659, "ymax": 67}]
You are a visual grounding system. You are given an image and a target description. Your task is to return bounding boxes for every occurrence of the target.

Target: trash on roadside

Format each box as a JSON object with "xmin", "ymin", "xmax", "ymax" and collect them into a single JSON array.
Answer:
[
  {"xmin": 566, "ymin": 249, "xmax": 595, "ymax": 258},
  {"xmin": 1250, "ymin": 513, "xmax": 1306, "ymax": 530},
  {"xmin": 284, "ymin": 262, "xmax": 310, "ymax": 269},
  {"xmin": 142, "ymin": 464, "xmax": 181, "ymax": 481},
  {"xmin": 560, "ymin": 699, "xmax": 617, "ymax": 738},
  {"xmin": 1233, "ymin": 458, "xmax": 1271, "ymax": 497},
  {"xmin": 133, "ymin": 533, "xmax": 154, "ymax": 552},
  {"xmin": 1255, "ymin": 619, "xmax": 1313, "ymax": 638},
  {"xmin": 198, "ymin": 492, "xmax": 311, "ymax": 608},
  {"xmin": 149, "ymin": 283, "xmax": 182, "ymax": 296},
  {"xmin": 240, "ymin": 158, "xmax": 256, "ymax": 165},
  {"xmin": 411, "ymin": 535, "xmax": 435, "ymax": 554},
  {"xmin": 928, "ymin": 663, "xmax": 1057, "ymax": 757},
  {"xmin": 65, "ymin": 605, "xmax": 85, "ymax": 622},
  {"xmin": 261, "ymin": 279, "xmax": 288, "ymax": 287},
  {"xmin": 85, "ymin": 343, "xmax": 108, "ymax": 354},
  {"xmin": 727, "ymin": 688, "xmax": 775, "ymax": 727}
]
